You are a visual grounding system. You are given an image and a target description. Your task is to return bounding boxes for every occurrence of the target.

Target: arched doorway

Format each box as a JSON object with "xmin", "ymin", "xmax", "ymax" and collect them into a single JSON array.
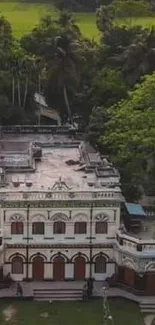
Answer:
[
  {"xmin": 11, "ymin": 256, "xmax": 23, "ymax": 275},
  {"xmin": 32, "ymin": 256, "xmax": 44, "ymax": 281},
  {"xmin": 124, "ymin": 267, "xmax": 135, "ymax": 287},
  {"xmin": 146, "ymin": 272, "xmax": 155, "ymax": 294},
  {"xmin": 74, "ymin": 256, "xmax": 86, "ymax": 280},
  {"xmin": 53, "ymin": 256, "xmax": 65, "ymax": 281}
]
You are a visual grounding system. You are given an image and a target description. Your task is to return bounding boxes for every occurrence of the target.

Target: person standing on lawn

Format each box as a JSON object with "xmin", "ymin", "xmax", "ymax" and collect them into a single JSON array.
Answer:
[{"xmin": 16, "ymin": 282, "xmax": 23, "ymax": 296}]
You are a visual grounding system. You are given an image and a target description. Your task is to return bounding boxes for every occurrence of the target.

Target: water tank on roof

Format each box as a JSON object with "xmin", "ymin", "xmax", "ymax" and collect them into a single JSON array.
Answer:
[
  {"xmin": 25, "ymin": 180, "xmax": 32, "ymax": 187},
  {"xmin": 12, "ymin": 180, "xmax": 20, "ymax": 187},
  {"xmin": 33, "ymin": 146, "xmax": 42, "ymax": 159}
]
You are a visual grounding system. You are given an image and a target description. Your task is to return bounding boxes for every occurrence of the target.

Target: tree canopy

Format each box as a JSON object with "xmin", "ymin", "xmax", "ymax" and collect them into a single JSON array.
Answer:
[
  {"xmin": 1, "ymin": 1, "xmax": 155, "ymax": 201},
  {"xmin": 100, "ymin": 73, "xmax": 155, "ymax": 200}
]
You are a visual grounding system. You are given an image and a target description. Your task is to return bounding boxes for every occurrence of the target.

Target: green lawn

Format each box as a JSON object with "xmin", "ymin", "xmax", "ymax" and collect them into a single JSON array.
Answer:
[{"xmin": 0, "ymin": 298, "xmax": 144, "ymax": 325}]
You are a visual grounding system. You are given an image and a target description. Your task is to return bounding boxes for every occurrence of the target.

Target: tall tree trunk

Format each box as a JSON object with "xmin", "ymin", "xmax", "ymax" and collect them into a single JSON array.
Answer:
[
  {"xmin": 38, "ymin": 74, "xmax": 41, "ymax": 124},
  {"xmin": 12, "ymin": 76, "xmax": 15, "ymax": 106},
  {"xmin": 63, "ymin": 85, "xmax": 73, "ymax": 124},
  {"xmin": 38, "ymin": 73, "xmax": 41, "ymax": 94},
  {"xmin": 23, "ymin": 76, "xmax": 28, "ymax": 109},
  {"xmin": 17, "ymin": 77, "xmax": 21, "ymax": 107}
]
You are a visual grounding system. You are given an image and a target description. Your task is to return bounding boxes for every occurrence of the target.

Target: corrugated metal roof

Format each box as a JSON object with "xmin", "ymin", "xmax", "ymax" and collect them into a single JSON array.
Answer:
[
  {"xmin": 34, "ymin": 93, "xmax": 47, "ymax": 107},
  {"xmin": 125, "ymin": 202, "xmax": 146, "ymax": 216}
]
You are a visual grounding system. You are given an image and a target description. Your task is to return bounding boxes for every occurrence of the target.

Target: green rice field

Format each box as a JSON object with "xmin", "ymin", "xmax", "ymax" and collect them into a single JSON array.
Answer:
[
  {"xmin": 0, "ymin": 2, "xmax": 98, "ymax": 39},
  {"xmin": 0, "ymin": 2, "xmax": 155, "ymax": 39}
]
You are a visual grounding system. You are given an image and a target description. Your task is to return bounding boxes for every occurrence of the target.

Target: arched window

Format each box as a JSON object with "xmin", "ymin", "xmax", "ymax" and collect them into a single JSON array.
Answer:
[
  {"xmin": 95, "ymin": 256, "xmax": 106, "ymax": 273},
  {"xmin": 11, "ymin": 222, "xmax": 23, "ymax": 235},
  {"xmin": 74, "ymin": 222, "xmax": 87, "ymax": 234},
  {"xmin": 53, "ymin": 221, "xmax": 66, "ymax": 234},
  {"xmin": 12, "ymin": 256, "xmax": 23, "ymax": 274},
  {"xmin": 32, "ymin": 222, "xmax": 44, "ymax": 235},
  {"xmin": 95, "ymin": 221, "xmax": 108, "ymax": 234}
]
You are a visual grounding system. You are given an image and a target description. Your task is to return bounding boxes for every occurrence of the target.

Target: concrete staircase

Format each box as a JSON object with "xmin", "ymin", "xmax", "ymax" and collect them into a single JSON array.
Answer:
[
  {"xmin": 140, "ymin": 302, "xmax": 155, "ymax": 313},
  {"xmin": 33, "ymin": 288, "xmax": 83, "ymax": 301}
]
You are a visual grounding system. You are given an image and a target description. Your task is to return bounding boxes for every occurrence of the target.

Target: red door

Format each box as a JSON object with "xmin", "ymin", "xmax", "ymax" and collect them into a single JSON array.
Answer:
[
  {"xmin": 146, "ymin": 273, "xmax": 155, "ymax": 294},
  {"xmin": 74, "ymin": 256, "xmax": 85, "ymax": 280},
  {"xmin": 124, "ymin": 267, "xmax": 135, "ymax": 287},
  {"xmin": 53, "ymin": 256, "xmax": 65, "ymax": 281},
  {"xmin": 32, "ymin": 256, "xmax": 44, "ymax": 281}
]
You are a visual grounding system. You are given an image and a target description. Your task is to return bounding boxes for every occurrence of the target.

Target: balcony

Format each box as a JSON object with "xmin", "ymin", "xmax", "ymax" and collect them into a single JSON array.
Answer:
[
  {"xmin": 0, "ymin": 190, "xmax": 123, "ymax": 202},
  {"xmin": 116, "ymin": 230, "xmax": 155, "ymax": 255}
]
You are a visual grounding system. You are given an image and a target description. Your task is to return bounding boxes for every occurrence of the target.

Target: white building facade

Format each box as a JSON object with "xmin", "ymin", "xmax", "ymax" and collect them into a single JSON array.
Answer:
[
  {"xmin": 0, "ymin": 128, "xmax": 123, "ymax": 282},
  {"xmin": 1, "ymin": 198, "xmax": 120, "ymax": 282},
  {"xmin": 1, "ymin": 127, "xmax": 155, "ymax": 295}
]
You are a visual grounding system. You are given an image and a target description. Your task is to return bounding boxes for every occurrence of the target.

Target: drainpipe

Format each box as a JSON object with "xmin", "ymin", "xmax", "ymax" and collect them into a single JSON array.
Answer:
[
  {"xmin": 1, "ymin": 201, "xmax": 4, "ymax": 279},
  {"xmin": 89, "ymin": 203, "xmax": 93, "ymax": 279},
  {"xmin": 26, "ymin": 203, "xmax": 30, "ymax": 281}
]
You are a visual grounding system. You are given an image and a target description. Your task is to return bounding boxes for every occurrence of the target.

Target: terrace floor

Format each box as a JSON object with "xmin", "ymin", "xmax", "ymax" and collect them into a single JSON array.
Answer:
[{"xmin": 0, "ymin": 281, "xmax": 154, "ymax": 305}]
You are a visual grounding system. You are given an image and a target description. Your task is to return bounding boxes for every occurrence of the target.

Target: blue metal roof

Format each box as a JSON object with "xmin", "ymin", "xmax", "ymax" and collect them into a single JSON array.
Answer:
[{"xmin": 125, "ymin": 202, "xmax": 146, "ymax": 216}]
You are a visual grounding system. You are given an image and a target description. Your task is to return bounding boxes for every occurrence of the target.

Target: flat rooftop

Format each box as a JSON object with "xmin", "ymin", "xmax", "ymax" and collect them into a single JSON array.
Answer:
[
  {"xmin": 0, "ymin": 141, "xmax": 30, "ymax": 153},
  {"xmin": 7, "ymin": 147, "xmax": 85, "ymax": 191},
  {"xmin": 0, "ymin": 133, "xmax": 121, "ymax": 192}
]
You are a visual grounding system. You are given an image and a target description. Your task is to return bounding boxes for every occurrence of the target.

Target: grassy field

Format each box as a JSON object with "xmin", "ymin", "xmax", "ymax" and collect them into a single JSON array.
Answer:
[
  {"xmin": 0, "ymin": 298, "xmax": 144, "ymax": 325},
  {"xmin": 1, "ymin": 1, "xmax": 155, "ymax": 40},
  {"xmin": 0, "ymin": 2, "xmax": 155, "ymax": 39},
  {"xmin": 0, "ymin": 2, "xmax": 98, "ymax": 39}
]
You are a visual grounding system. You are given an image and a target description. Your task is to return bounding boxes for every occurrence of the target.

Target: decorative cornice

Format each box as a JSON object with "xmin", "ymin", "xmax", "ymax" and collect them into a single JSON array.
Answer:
[
  {"xmin": 1, "ymin": 200, "xmax": 120, "ymax": 209},
  {"xmin": 5, "ymin": 243, "xmax": 113, "ymax": 249}
]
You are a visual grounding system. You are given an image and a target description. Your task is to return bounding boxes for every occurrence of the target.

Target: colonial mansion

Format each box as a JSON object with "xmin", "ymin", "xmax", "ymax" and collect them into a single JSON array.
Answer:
[{"xmin": 0, "ymin": 125, "xmax": 155, "ymax": 295}]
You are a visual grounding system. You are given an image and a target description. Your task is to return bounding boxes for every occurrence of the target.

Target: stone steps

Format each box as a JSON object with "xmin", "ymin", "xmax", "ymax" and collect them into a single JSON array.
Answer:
[
  {"xmin": 33, "ymin": 288, "xmax": 83, "ymax": 301},
  {"xmin": 140, "ymin": 303, "xmax": 155, "ymax": 313}
]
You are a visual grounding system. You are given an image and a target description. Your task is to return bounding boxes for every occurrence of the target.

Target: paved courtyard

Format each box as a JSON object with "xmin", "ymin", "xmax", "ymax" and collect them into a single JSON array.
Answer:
[{"xmin": 0, "ymin": 281, "xmax": 154, "ymax": 305}]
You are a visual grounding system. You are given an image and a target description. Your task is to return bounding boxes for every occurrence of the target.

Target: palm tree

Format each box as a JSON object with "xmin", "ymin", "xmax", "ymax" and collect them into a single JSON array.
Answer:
[
  {"xmin": 121, "ymin": 28, "xmax": 155, "ymax": 85},
  {"xmin": 96, "ymin": 4, "xmax": 114, "ymax": 35},
  {"xmin": 10, "ymin": 44, "xmax": 24, "ymax": 107},
  {"xmin": 22, "ymin": 55, "xmax": 37, "ymax": 109},
  {"xmin": 48, "ymin": 33, "xmax": 83, "ymax": 124},
  {"xmin": 58, "ymin": 10, "xmax": 81, "ymax": 38}
]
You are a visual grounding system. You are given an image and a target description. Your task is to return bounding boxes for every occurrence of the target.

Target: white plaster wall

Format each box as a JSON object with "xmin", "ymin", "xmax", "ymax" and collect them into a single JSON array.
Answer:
[
  {"xmin": 5, "ymin": 247, "xmax": 114, "ymax": 263},
  {"xmin": 28, "ymin": 263, "xmax": 32, "ymax": 279},
  {"xmin": 113, "ymin": 248, "xmax": 122, "ymax": 266},
  {"xmin": 0, "ymin": 208, "xmax": 4, "ymax": 228},
  {"xmin": 2, "ymin": 206, "xmax": 121, "ymax": 245},
  {"xmin": 85, "ymin": 264, "xmax": 90, "ymax": 278},
  {"xmin": 4, "ymin": 246, "xmax": 115, "ymax": 280},
  {"xmin": 44, "ymin": 263, "xmax": 52, "ymax": 279},
  {"xmin": 65, "ymin": 263, "xmax": 73, "ymax": 279}
]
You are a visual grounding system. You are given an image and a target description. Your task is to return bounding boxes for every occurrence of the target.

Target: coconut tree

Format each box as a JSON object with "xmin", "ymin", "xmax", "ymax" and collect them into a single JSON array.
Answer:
[
  {"xmin": 47, "ymin": 33, "xmax": 83, "ymax": 124},
  {"xmin": 22, "ymin": 54, "xmax": 37, "ymax": 109},
  {"xmin": 9, "ymin": 44, "xmax": 25, "ymax": 107},
  {"xmin": 58, "ymin": 10, "xmax": 81, "ymax": 39},
  {"xmin": 121, "ymin": 28, "xmax": 155, "ymax": 85}
]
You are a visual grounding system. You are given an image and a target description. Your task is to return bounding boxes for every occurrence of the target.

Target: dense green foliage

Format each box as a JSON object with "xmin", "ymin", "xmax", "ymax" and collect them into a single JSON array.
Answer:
[
  {"xmin": 101, "ymin": 74, "xmax": 155, "ymax": 200},
  {"xmin": 1, "ymin": 0, "xmax": 155, "ymax": 201}
]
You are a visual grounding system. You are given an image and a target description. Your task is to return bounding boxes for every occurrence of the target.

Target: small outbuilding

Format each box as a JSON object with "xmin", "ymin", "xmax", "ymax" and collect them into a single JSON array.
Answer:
[{"xmin": 122, "ymin": 202, "xmax": 146, "ymax": 233}]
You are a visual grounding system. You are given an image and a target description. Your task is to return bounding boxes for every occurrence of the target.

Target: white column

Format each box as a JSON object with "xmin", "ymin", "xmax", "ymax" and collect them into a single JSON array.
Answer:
[
  {"xmin": 86, "ymin": 263, "xmax": 89, "ymax": 279},
  {"xmin": 29, "ymin": 263, "xmax": 32, "ymax": 279},
  {"xmin": 65, "ymin": 263, "xmax": 73, "ymax": 279},
  {"xmin": 45, "ymin": 263, "xmax": 52, "ymax": 279}
]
